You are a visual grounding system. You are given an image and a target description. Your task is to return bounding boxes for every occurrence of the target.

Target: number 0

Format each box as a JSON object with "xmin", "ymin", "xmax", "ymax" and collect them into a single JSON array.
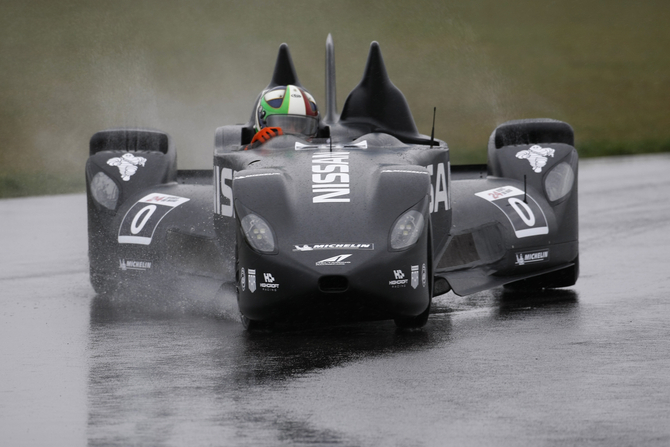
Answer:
[
  {"xmin": 508, "ymin": 198, "xmax": 535, "ymax": 226},
  {"xmin": 131, "ymin": 205, "xmax": 157, "ymax": 234}
]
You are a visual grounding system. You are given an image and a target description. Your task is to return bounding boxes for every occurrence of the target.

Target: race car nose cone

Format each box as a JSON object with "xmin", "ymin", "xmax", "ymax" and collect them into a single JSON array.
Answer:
[{"xmin": 318, "ymin": 275, "xmax": 349, "ymax": 293}]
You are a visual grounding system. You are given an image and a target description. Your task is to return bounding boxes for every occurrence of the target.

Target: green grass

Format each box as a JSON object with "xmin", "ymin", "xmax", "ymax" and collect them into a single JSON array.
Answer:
[
  {"xmin": 0, "ymin": 171, "xmax": 84, "ymax": 198},
  {"xmin": 449, "ymin": 138, "xmax": 670, "ymax": 166},
  {"xmin": 1, "ymin": 0, "xmax": 669, "ymax": 197},
  {"xmin": 577, "ymin": 138, "xmax": 670, "ymax": 159}
]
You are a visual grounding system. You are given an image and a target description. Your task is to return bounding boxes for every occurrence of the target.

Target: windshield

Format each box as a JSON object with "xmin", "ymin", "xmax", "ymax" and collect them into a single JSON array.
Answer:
[{"xmin": 266, "ymin": 115, "xmax": 319, "ymax": 137}]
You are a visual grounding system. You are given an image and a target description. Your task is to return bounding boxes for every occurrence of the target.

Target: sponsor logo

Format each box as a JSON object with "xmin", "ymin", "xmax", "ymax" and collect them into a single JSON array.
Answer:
[
  {"xmin": 215, "ymin": 167, "xmax": 236, "ymax": 217},
  {"xmin": 293, "ymin": 243, "xmax": 374, "ymax": 251},
  {"xmin": 312, "ymin": 151, "xmax": 350, "ymax": 203},
  {"xmin": 294, "ymin": 244, "xmax": 313, "ymax": 251},
  {"xmin": 421, "ymin": 263, "xmax": 427, "ymax": 288},
  {"xmin": 240, "ymin": 268, "xmax": 246, "ymax": 292},
  {"xmin": 516, "ymin": 145, "xmax": 555, "ymax": 173},
  {"xmin": 118, "ymin": 193, "xmax": 190, "ymax": 245},
  {"xmin": 259, "ymin": 272, "xmax": 279, "ymax": 291},
  {"xmin": 316, "ymin": 254, "xmax": 352, "ymax": 266},
  {"xmin": 426, "ymin": 162, "xmax": 450, "ymax": 213},
  {"xmin": 411, "ymin": 265, "xmax": 419, "ymax": 289},
  {"xmin": 389, "ymin": 269, "xmax": 408, "ymax": 287},
  {"xmin": 248, "ymin": 269, "xmax": 257, "ymax": 293},
  {"xmin": 107, "ymin": 153, "xmax": 147, "ymax": 181},
  {"xmin": 515, "ymin": 249, "xmax": 550, "ymax": 266},
  {"xmin": 119, "ymin": 259, "xmax": 152, "ymax": 271},
  {"xmin": 475, "ymin": 186, "xmax": 549, "ymax": 238}
]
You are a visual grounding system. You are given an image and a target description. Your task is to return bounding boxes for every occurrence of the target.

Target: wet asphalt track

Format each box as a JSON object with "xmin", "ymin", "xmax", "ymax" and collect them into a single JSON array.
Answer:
[{"xmin": 1, "ymin": 154, "xmax": 669, "ymax": 446}]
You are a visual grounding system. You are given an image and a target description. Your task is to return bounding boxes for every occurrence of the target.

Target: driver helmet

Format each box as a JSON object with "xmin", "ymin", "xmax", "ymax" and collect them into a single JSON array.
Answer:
[{"xmin": 254, "ymin": 85, "xmax": 319, "ymax": 137}]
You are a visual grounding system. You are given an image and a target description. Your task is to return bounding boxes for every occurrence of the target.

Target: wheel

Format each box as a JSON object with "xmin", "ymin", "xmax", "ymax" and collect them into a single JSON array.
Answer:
[
  {"xmin": 240, "ymin": 314, "xmax": 274, "ymax": 332},
  {"xmin": 394, "ymin": 226, "xmax": 433, "ymax": 329},
  {"xmin": 394, "ymin": 301, "xmax": 431, "ymax": 329},
  {"xmin": 90, "ymin": 272, "xmax": 116, "ymax": 295}
]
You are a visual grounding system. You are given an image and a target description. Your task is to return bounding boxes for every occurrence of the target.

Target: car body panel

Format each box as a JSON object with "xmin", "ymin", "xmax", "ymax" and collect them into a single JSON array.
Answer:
[{"xmin": 85, "ymin": 36, "xmax": 578, "ymax": 327}]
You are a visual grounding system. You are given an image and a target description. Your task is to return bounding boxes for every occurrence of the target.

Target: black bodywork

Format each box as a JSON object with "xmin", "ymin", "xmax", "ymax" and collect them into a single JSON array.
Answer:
[{"xmin": 85, "ymin": 36, "xmax": 579, "ymax": 329}]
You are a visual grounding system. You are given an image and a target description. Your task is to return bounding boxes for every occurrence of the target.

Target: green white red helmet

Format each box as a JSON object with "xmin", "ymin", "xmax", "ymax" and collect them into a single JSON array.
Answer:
[{"xmin": 255, "ymin": 85, "xmax": 319, "ymax": 137}]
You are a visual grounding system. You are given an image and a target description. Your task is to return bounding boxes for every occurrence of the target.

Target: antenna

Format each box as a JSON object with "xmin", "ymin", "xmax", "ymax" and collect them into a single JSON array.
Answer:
[
  {"xmin": 430, "ymin": 107, "xmax": 436, "ymax": 148},
  {"xmin": 524, "ymin": 175, "xmax": 527, "ymax": 203}
]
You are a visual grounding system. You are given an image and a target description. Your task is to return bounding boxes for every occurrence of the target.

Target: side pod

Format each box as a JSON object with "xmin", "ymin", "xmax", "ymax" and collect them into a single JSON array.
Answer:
[{"xmin": 86, "ymin": 128, "xmax": 177, "ymax": 293}]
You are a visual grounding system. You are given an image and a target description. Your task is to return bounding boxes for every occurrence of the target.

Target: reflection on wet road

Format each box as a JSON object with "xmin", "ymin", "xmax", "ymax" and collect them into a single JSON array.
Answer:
[{"xmin": 2, "ymin": 155, "xmax": 670, "ymax": 446}]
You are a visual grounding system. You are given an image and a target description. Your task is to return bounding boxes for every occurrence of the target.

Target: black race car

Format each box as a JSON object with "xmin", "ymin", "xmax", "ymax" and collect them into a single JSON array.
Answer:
[{"xmin": 85, "ymin": 35, "xmax": 579, "ymax": 329}]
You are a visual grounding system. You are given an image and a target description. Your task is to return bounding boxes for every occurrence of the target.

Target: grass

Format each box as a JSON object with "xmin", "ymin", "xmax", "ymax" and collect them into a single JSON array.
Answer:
[
  {"xmin": 0, "ymin": 171, "xmax": 84, "ymax": 198},
  {"xmin": 1, "ymin": 0, "xmax": 669, "ymax": 197},
  {"xmin": 577, "ymin": 138, "xmax": 670, "ymax": 159},
  {"xmin": 4, "ymin": 137, "xmax": 667, "ymax": 198}
]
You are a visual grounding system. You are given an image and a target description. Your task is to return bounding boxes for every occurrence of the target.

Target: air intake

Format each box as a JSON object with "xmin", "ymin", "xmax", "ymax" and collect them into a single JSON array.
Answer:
[{"xmin": 318, "ymin": 276, "xmax": 349, "ymax": 293}]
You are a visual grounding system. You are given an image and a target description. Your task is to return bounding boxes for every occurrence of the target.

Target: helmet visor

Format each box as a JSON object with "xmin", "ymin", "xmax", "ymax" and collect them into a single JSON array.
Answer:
[{"xmin": 266, "ymin": 114, "xmax": 319, "ymax": 137}]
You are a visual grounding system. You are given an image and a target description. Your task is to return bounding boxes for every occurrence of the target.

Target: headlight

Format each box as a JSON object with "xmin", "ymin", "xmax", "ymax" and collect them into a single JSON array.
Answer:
[
  {"xmin": 240, "ymin": 213, "xmax": 276, "ymax": 253},
  {"xmin": 390, "ymin": 210, "xmax": 424, "ymax": 250},
  {"xmin": 90, "ymin": 172, "xmax": 119, "ymax": 210},
  {"xmin": 545, "ymin": 162, "xmax": 575, "ymax": 201}
]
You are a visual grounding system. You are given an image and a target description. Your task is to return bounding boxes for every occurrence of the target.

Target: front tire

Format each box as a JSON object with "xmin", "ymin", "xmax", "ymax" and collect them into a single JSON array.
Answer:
[
  {"xmin": 240, "ymin": 314, "xmax": 273, "ymax": 331},
  {"xmin": 394, "ymin": 226, "xmax": 433, "ymax": 329},
  {"xmin": 394, "ymin": 301, "xmax": 431, "ymax": 329},
  {"xmin": 90, "ymin": 272, "xmax": 116, "ymax": 295}
]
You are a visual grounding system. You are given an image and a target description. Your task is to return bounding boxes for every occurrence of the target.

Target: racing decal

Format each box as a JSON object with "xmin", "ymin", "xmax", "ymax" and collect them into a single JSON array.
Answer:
[
  {"xmin": 107, "ymin": 153, "xmax": 147, "ymax": 181},
  {"xmin": 118, "ymin": 193, "xmax": 190, "ymax": 245},
  {"xmin": 259, "ymin": 273, "xmax": 280, "ymax": 292},
  {"xmin": 475, "ymin": 186, "xmax": 548, "ymax": 238},
  {"xmin": 316, "ymin": 254, "xmax": 352, "ymax": 266},
  {"xmin": 426, "ymin": 162, "xmax": 450, "ymax": 213},
  {"xmin": 295, "ymin": 141, "xmax": 367, "ymax": 150},
  {"xmin": 293, "ymin": 243, "xmax": 374, "ymax": 251},
  {"xmin": 411, "ymin": 265, "xmax": 419, "ymax": 289},
  {"xmin": 215, "ymin": 167, "xmax": 236, "ymax": 217},
  {"xmin": 389, "ymin": 269, "xmax": 408, "ymax": 288},
  {"xmin": 312, "ymin": 151, "xmax": 350, "ymax": 203},
  {"xmin": 248, "ymin": 269, "xmax": 257, "ymax": 293},
  {"xmin": 119, "ymin": 259, "xmax": 152, "ymax": 271},
  {"xmin": 515, "ymin": 249, "xmax": 550, "ymax": 266},
  {"xmin": 516, "ymin": 145, "xmax": 555, "ymax": 173},
  {"xmin": 240, "ymin": 268, "xmax": 246, "ymax": 292},
  {"xmin": 421, "ymin": 264, "xmax": 427, "ymax": 288}
]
